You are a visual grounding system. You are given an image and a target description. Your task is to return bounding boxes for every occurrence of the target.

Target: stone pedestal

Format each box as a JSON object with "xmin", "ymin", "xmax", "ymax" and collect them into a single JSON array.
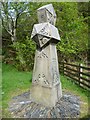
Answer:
[{"xmin": 30, "ymin": 4, "xmax": 62, "ymax": 107}]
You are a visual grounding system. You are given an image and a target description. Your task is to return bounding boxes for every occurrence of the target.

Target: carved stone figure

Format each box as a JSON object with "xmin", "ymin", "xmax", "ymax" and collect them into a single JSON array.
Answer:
[{"xmin": 31, "ymin": 4, "xmax": 62, "ymax": 107}]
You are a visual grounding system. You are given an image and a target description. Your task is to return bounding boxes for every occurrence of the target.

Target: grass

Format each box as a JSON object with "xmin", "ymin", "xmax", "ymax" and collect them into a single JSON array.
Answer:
[
  {"xmin": 2, "ymin": 63, "xmax": 32, "ymax": 118},
  {"xmin": 61, "ymin": 75, "xmax": 89, "ymax": 100},
  {"xmin": 2, "ymin": 63, "xmax": 89, "ymax": 118},
  {"xmin": 60, "ymin": 75, "xmax": 89, "ymax": 118}
]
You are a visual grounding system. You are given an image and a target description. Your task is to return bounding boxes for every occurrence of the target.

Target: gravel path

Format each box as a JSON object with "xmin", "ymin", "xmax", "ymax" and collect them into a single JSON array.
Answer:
[{"xmin": 9, "ymin": 90, "xmax": 80, "ymax": 118}]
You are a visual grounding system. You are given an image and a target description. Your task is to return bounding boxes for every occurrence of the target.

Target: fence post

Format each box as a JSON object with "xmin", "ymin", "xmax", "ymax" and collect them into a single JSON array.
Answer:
[
  {"xmin": 79, "ymin": 64, "xmax": 83, "ymax": 87},
  {"xmin": 63, "ymin": 62, "xmax": 64, "ymax": 75},
  {"xmin": 78, "ymin": 63, "xmax": 84, "ymax": 87},
  {"xmin": 78, "ymin": 64, "xmax": 80, "ymax": 85}
]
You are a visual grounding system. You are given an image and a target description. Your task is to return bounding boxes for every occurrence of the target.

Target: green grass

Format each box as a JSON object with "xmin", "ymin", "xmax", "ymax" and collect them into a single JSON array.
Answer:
[
  {"xmin": 2, "ymin": 63, "xmax": 32, "ymax": 118},
  {"xmin": 2, "ymin": 63, "xmax": 89, "ymax": 118},
  {"xmin": 60, "ymin": 75, "xmax": 89, "ymax": 118},
  {"xmin": 61, "ymin": 75, "xmax": 89, "ymax": 100}
]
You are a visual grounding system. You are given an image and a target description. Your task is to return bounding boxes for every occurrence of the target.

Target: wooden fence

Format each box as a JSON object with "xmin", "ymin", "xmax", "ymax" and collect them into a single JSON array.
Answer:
[{"xmin": 59, "ymin": 62, "xmax": 90, "ymax": 90}]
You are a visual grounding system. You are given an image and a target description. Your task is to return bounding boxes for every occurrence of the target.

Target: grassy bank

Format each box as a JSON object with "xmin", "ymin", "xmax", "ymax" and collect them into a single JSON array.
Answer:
[{"xmin": 2, "ymin": 63, "xmax": 89, "ymax": 118}]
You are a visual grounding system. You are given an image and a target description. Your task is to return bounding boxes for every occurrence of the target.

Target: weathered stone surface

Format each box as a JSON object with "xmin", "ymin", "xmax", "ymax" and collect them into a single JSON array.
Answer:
[
  {"xmin": 8, "ymin": 91, "xmax": 80, "ymax": 118},
  {"xmin": 31, "ymin": 4, "xmax": 62, "ymax": 107},
  {"xmin": 31, "ymin": 43, "xmax": 62, "ymax": 107},
  {"xmin": 37, "ymin": 4, "xmax": 56, "ymax": 25},
  {"xmin": 31, "ymin": 23, "xmax": 60, "ymax": 48}
]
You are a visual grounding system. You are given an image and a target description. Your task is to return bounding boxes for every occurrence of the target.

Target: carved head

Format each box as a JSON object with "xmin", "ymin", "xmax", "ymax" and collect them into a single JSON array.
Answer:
[{"xmin": 37, "ymin": 4, "xmax": 56, "ymax": 25}]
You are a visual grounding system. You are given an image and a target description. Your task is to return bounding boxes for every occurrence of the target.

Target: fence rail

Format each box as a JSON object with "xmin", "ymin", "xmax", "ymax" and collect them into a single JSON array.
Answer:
[{"xmin": 59, "ymin": 62, "xmax": 90, "ymax": 90}]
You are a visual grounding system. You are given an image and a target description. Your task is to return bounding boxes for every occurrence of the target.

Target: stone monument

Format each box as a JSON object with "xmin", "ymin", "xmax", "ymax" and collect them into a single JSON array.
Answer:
[{"xmin": 31, "ymin": 4, "xmax": 62, "ymax": 107}]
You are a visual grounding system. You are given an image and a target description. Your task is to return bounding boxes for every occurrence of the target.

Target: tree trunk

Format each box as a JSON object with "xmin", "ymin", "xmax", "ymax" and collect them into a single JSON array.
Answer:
[
  {"xmin": 11, "ymin": 21, "xmax": 17, "ymax": 42},
  {"xmin": 13, "ymin": 21, "xmax": 17, "ymax": 42},
  {"xmin": 11, "ymin": 29, "xmax": 17, "ymax": 42}
]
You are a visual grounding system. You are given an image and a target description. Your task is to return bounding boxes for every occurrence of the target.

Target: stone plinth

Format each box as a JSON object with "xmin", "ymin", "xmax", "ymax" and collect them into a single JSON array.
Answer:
[
  {"xmin": 30, "ymin": 4, "xmax": 62, "ymax": 107},
  {"xmin": 9, "ymin": 91, "xmax": 80, "ymax": 118}
]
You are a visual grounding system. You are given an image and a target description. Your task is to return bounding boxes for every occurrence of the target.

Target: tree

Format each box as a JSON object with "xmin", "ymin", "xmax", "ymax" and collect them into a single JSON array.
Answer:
[
  {"xmin": 53, "ymin": 2, "xmax": 88, "ymax": 63},
  {"xmin": 78, "ymin": 2, "xmax": 89, "ymax": 23},
  {"xmin": 1, "ymin": 2, "xmax": 29, "ymax": 42}
]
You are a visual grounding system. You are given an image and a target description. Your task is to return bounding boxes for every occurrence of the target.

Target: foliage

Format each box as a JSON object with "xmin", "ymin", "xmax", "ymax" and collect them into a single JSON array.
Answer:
[
  {"xmin": 54, "ymin": 2, "xmax": 88, "ymax": 62},
  {"xmin": 12, "ymin": 36, "xmax": 36, "ymax": 71},
  {"xmin": 78, "ymin": 2, "xmax": 89, "ymax": 23}
]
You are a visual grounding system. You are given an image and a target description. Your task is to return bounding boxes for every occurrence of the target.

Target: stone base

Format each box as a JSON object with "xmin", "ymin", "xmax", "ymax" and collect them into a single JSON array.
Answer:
[
  {"xmin": 30, "ymin": 84, "xmax": 62, "ymax": 107},
  {"xmin": 9, "ymin": 91, "xmax": 80, "ymax": 118}
]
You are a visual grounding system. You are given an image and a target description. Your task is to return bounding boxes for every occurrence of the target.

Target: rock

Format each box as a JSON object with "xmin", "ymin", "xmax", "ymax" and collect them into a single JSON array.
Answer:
[{"xmin": 8, "ymin": 91, "xmax": 80, "ymax": 118}]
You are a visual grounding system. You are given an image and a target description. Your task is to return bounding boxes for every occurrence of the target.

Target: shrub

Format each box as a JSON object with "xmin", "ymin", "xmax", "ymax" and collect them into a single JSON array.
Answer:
[{"xmin": 12, "ymin": 36, "xmax": 36, "ymax": 71}]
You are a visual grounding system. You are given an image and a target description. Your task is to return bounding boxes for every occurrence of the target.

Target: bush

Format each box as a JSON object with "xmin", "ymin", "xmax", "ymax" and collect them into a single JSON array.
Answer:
[{"xmin": 12, "ymin": 36, "xmax": 36, "ymax": 71}]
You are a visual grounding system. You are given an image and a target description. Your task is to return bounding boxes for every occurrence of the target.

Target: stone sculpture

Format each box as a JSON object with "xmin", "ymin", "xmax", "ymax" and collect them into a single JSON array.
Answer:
[{"xmin": 31, "ymin": 4, "xmax": 62, "ymax": 107}]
